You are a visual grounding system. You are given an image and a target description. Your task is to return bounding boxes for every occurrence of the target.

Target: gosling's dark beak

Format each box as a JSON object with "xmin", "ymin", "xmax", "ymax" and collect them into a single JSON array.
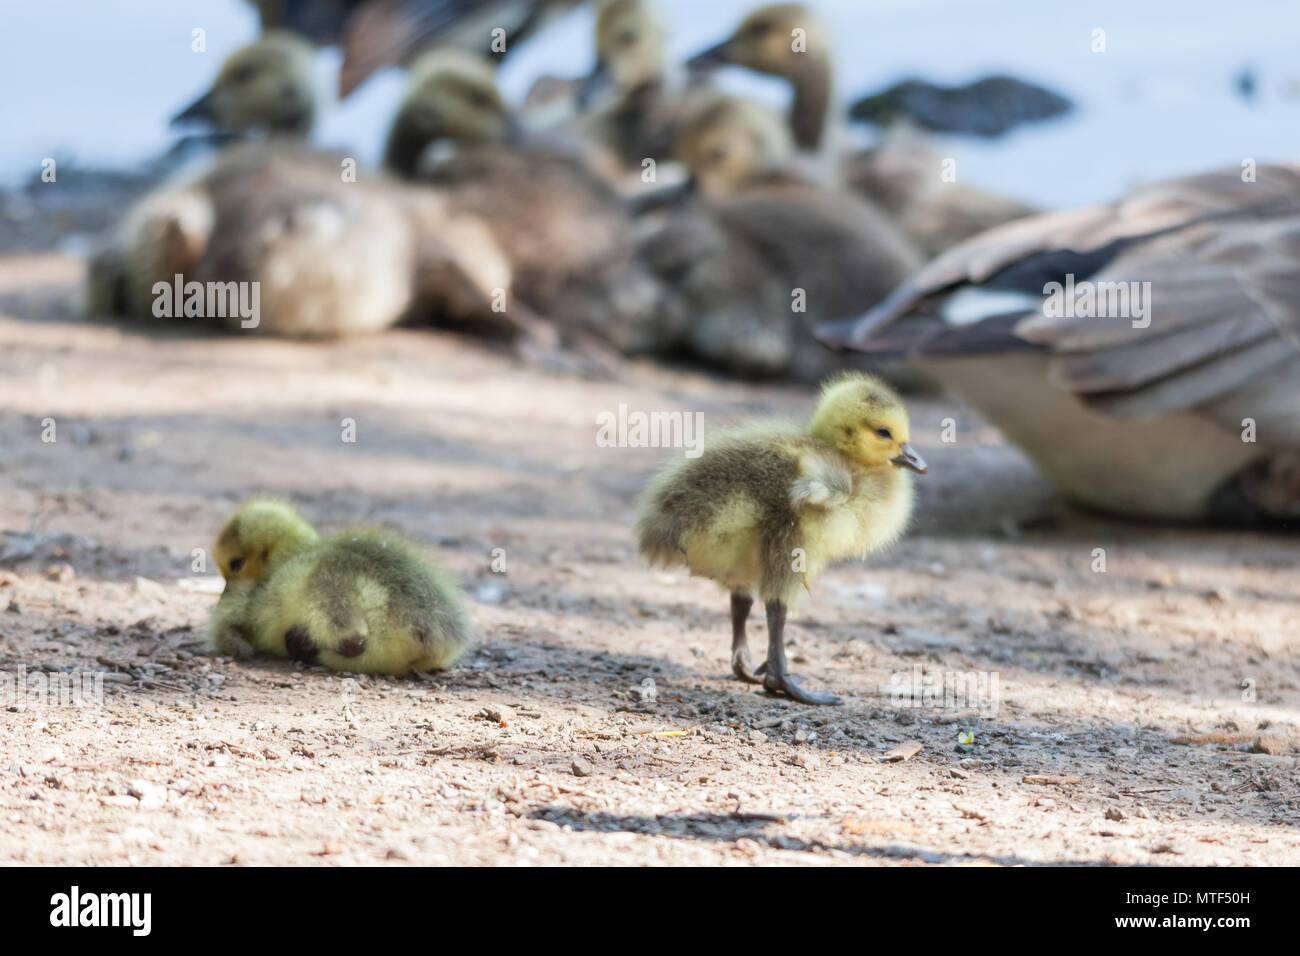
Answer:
[
  {"xmin": 891, "ymin": 443, "xmax": 928, "ymax": 474},
  {"xmin": 220, "ymin": 577, "xmax": 231, "ymax": 597},
  {"xmin": 687, "ymin": 39, "xmax": 732, "ymax": 73},
  {"xmin": 171, "ymin": 89, "xmax": 216, "ymax": 128},
  {"xmin": 577, "ymin": 60, "xmax": 611, "ymax": 109}
]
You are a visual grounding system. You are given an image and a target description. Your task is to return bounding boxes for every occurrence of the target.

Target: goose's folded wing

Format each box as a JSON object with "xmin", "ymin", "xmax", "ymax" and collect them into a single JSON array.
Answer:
[
  {"xmin": 817, "ymin": 164, "xmax": 1300, "ymax": 352},
  {"xmin": 1020, "ymin": 216, "xmax": 1300, "ymax": 429},
  {"xmin": 1238, "ymin": 221, "xmax": 1300, "ymax": 350},
  {"xmin": 817, "ymin": 165, "xmax": 1300, "ymax": 436}
]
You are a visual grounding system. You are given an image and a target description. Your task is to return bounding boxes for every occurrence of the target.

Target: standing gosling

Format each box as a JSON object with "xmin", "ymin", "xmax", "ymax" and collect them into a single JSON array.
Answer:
[
  {"xmin": 637, "ymin": 374, "xmax": 926, "ymax": 704},
  {"xmin": 209, "ymin": 500, "xmax": 474, "ymax": 675}
]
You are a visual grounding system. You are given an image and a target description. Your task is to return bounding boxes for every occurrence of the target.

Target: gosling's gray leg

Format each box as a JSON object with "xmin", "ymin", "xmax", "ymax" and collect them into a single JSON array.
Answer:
[
  {"xmin": 761, "ymin": 600, "xmax": 842, "ymax": 706},
  {"xmin": 730, "ymin": 592, "xmax": 762, "ymax": 684}
]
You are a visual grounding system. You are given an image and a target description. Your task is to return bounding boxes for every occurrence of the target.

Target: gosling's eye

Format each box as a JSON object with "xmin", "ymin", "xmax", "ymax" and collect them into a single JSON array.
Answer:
[
  {"xmin": 875, "ymin": 428, "xmax": 893, "ymax": 440},
  {"xmin": 229, "ymin": 557, "xmax": 245, "ymax": 573}
]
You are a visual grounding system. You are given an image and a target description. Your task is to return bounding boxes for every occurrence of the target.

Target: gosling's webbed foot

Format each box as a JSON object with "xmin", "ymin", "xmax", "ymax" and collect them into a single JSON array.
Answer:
[
  {"xmin": 759, "ymin": 600, "xmax": 842, "ymax": 705},
  {"xmin": 731, "ymin": 647, "xmax": 763, "ymax": 684},
  {"xmin": 761, "ymin": 669, "xmax": 843, "ymax": 706}
]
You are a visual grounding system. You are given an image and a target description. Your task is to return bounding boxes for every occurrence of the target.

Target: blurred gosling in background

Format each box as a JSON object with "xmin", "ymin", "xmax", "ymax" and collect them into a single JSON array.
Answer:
[
  {"xmin": 91, "ymin": 36, "xmax": 520, "ymax": 340},
  {"xmin": 688, "ymin": 3, "xmax": 1044, "ymax": 254},
  {"xmin": 172, "ymin": 30, "xmax": 317, "ymax": 137},
  {"xmin": 640, "ymin": 95, "xmax": 923, "ymax": 380},
  {"xmin": 384, "ymin": 46, "xmax": 677, "ymax": 356}
]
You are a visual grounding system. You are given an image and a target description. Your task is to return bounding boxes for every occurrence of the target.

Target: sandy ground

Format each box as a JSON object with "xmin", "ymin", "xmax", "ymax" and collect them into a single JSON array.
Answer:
[{"xmin": 1, "ymin": 237, "xmax": 1298, "ymax": 866}]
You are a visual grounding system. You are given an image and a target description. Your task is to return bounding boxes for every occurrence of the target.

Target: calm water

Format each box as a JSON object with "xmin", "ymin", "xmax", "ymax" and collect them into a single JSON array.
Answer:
[{"xmin": 3, "ymin": 0, "xmax": 1298, "ymax": 207}]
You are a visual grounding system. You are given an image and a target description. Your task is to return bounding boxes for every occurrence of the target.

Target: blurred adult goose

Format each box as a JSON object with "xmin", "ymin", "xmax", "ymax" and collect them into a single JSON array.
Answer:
[
  {"xmin": 384, "ymin": 48, "xmax": 673, "ymax": 355},
  {"xmin": 817, "ymin": 164, "xmax": 1300, "ymax": 523},
  {"xmin": 687, "ymin": 3, "xmax": 1041, "ymax": 251},
  {"xmin": 642, "ymin": 95, "xmax": 922, "ymax": 379},
  {"xmin": 250, "ymin": 0, "xmax": 584, "ymax": 95}
]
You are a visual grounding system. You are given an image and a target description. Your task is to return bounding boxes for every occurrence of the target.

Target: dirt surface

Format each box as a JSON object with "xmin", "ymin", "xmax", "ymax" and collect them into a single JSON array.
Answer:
[{"xmin": 1, "ymin": 238, "xmax": 1298, "ymax": 866}]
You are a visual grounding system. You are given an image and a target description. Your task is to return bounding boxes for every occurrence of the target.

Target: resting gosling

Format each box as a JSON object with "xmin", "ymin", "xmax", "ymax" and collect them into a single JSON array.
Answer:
[
  {"xmin": 640, "ymin": 95, "xmax": 922, "ymax": 380},
  {"xmin": 384, "ymin": 48, "xmax": 672, "ymax": 355},
  {"xmin": 687, "ymin": 4, "xmax": 1038, "ymax": 253},
  {"xmin": 209, "ymin": 500, "xmax": 474, "ymax": 675},
  {"xmin": 572, "ymin": 0, "xmax": 710, "ymax": 172},
  {"xmin": 637, "ymin": 373, "xmax": 926, "ymax": 704},
  {"xmin": 86, "ymin": 141, "xmax": 438, "ymax": 339}
]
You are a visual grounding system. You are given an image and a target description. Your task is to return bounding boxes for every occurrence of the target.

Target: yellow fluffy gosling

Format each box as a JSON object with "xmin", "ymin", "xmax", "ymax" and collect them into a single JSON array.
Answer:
[
  {"xmin": 637, "ymin": 373, "xmax": 926, "ymax": 704},
  {"xmin": 209, "ymin": 500, "xmax": 474, "ymax": 675}
]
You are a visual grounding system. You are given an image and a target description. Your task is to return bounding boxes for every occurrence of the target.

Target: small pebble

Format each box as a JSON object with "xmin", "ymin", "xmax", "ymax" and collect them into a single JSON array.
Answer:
[
  {"xmin": 133, "ymin": 576, "xmax": 167, "ymax": 599},
  {"xmin": 883, "ymin": 740, "xmax": 922, "ymax": 762},
  {"xmin": 126, "ymin": 780, "xmax": 167, "ymax": 809},
  {"xmin": 44, "ymin": 563, "xmax": 75, "ymax": 582},
  {"xmin": 1253, "ymin": 735, "xmax": 1288, "ymax": 756}
]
